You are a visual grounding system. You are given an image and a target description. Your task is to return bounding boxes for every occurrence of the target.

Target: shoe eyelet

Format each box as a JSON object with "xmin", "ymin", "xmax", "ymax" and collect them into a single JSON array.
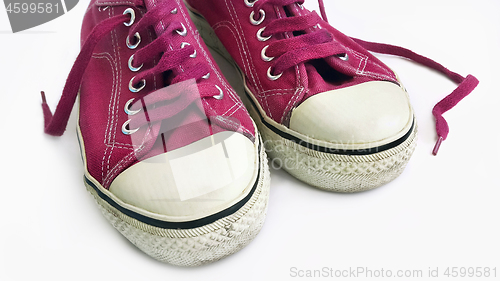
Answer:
[
  {"xmin": 202, "ymin": 72, "xmax": 211, "ymax": 79},
  {"xmin": 124, "ymin": 98, "xmax": 142, "ymax": 115},
  {"xmin": 129, "ymin": 76, "xmax": 146, "ymax": 93},
  {"xmin": 128, "ymin": 54, "xmax": 143, "ymax": 72},
  {"xmin": 261, "ymin": 45, "xmax": 274, "ymax": 62},
  {"xmin": 244, "ymin": 0, "xmax": 257, "ymax": 8},
  {"xmin": 171, "ymin": 8, "xmax": 178, "ymax": 14},
  {"xmin": 213, "ymin": 85, "xmax": 224, "ymax": 100},
  {"xmin": 181, "ymin": 42, "xmax": 197, "ymax": 58},
  {"xmin": 122, "ymin": 119, "xmax": 139, "ymax": 135},
  {"xmin": 267, "ymin": 66, "xmax": 282, "ymax": 81},
  {"xmin": 297, "ymin": 3, "xmax": 304, "ymax": 10},
  {"xmin": 339, "ymin": 54, "xmax": 349, "ymax": 61},
  {"xmin": 126, "ymin": 32, "xmax": 141, "ymax": 49},
  {"xmin": 250, "ymin": 9, "xmax": 265, "ymax": 25},
  {"xmin": 257, "ymin": 26, "xmax": 272, "ymax": 42},
  {"xmin": 123, "ymin": 8, "xmax": 135, "ymax": 26},
  {"xmin": 314, "ymin": 24, "xmax": 322, "ymax": 29},
  {"xmin": 176, "ymin": 23, "xmax": 187, "ymax": 37}
]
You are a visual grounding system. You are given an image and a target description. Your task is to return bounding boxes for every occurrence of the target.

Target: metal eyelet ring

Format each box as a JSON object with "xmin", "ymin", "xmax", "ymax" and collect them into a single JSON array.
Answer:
[
  {"xmin": 128, "ymin": 54, "xmax": 143, "ymax": 72},
  {"xmin": 123, "ymin": 8, "xmax": 135, "ymax": 26},
  {"xmin": 202, "ymin": 73, "xmax": 210, "ymax": 79},
  {"xmin": 176, "ymin": 23, "xmax": 187, "ymax": 37},
  {"xmin": 314, "ymin": 24, "xmax": 322, "ymax": 29},
  {"xmin": 339, "ymin": 54, "xmax": 349, "ymax": 61},
  {"xmin": 124, "ymin": 98, "xmax": 142, "ymax": 115},
  {"xmin": 129, "ymin": 76, "xmax": 146, "ymax": 93},
  {"xmin": 261, "ymin": 45, "xmax": 274, "ymax": 62},
  {"xmin": 213, "ymin": 85, "xmax": 224, "ymax": 100},
  {"xmin": 122, "ymin": 119, "xmax": 139, "ymax": 135},
  {"xmin": 257, "ymin": 27, "xmax": 272, "ymax": 42},
  {"xmin": 126, "ymin": 32, "xmax": 141, "ymax": 49},
  {"xmin": 181, "ymin": 42, "xmax": 197, "ymax": 58},
  {"xmin": 171, "ymin": 8, "xmax": 178, "ymax": 14},
  {"xmin": 244, "ymin": 0, "xmax": 257, "ymax": 8},
  {"xmin": 267, "ymin": 66, "xmax": 283, "ymax": 81},
  {"xmin": 297, "ymin": 3, "xmax": 304, "ymax": 10},
  {"xmin": 250, "ymin": 9, "xmax": 265, "ymax": 25}
]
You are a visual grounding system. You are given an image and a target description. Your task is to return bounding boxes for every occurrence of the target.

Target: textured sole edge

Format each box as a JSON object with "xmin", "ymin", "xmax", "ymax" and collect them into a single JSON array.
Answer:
[
  {"xmin": 188, "ymin": 6, "xmax": 417, "ymax": 192},
  {"xmin": 256, "ymin": 117, "xmax": 417, "ymax": 192},
  {"xmin": 84, "ymin": 139, "xmax": 270, "ymax": 266}
]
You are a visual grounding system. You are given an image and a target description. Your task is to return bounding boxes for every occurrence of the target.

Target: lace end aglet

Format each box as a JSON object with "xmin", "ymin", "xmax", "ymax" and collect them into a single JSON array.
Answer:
[
  {"xmin": 432, "ymin": 136, "xmax": 444, "ymax": 156},
  {"xmin": 41, "ymin": 91, "xmax": 47, "ymax": 104}
]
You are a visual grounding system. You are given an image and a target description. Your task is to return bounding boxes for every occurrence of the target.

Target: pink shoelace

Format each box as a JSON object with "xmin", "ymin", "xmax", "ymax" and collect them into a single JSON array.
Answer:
[
  {"xmin": 251, "ymin": 0, "xmax": 479, "ymax": 155},
  {"xmin": 42, "ymin": 0, "xmax": 479, "ymax": 156},
  {"xmin": 41, "ymin": 0, "xmax": 221, "ymax": 138}
]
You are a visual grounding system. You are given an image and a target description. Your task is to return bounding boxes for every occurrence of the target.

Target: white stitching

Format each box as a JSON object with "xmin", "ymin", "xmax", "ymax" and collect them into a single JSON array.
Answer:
[{"xmin": 96, "ymin": 1, "xmax": 135, "ymax": 6}]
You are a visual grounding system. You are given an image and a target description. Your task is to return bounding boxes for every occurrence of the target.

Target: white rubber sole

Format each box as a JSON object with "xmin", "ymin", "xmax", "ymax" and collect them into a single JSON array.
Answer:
[
  {"xmin": 187, "ymin": 6, "xmax": 417, "ymax": 192},
  {"xmin": 78, "ymin": 124, "xmax": 270, "ymax": 266}
]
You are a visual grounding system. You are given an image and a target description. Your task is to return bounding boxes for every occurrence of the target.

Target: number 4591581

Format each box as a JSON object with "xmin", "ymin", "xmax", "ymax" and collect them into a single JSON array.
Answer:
[{"xmin": 6, "ymin": 3, "xmax": 60, "ymax": 14}]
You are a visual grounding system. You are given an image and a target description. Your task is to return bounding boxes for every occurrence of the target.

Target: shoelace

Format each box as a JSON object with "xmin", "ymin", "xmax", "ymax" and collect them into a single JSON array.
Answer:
[
  {"xmin": 251, "ymin": 0, "xmax": 479, "ymax": 155},
  {"xmin": 253, "ymin": 0, "xmax": 347, "ymax": 77},
  {"xmin": 41, "ymin": 0, "xmax": 221, "ymax": 138}
]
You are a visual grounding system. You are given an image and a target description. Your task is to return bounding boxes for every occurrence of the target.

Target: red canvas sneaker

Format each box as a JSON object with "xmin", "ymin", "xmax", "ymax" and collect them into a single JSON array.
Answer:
[
  {"xmin": 184, "ymin": 0, "xmax": 478, "ymax": 192},
  {"xmin": 41, "ymin": 0, "xmax": 270, "ymax": 266}
]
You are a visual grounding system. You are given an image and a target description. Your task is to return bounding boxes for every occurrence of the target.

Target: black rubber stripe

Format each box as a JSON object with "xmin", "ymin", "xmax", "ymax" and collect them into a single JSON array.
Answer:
[
  {"xmin": 245, "ymin": 90, "xmax": 414, "ymax": 155},
  {"xmin": 84, "ymin": 143, "xmax": 262, "ymax": 230}
]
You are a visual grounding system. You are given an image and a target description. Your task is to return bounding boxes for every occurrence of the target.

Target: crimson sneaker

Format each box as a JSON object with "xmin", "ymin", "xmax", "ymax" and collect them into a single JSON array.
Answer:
[
  {"xmin": 41, "ymin": 0, "xmax": 270, "ymax": 266},
  {"xmin": 184, "ymin": 0, "xmax": 478, "ymax": 192}
]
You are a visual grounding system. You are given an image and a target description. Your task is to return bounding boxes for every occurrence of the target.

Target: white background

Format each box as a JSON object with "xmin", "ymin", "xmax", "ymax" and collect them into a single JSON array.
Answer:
[{"xmin": 1, "ymin": 0, "xmax": 499, "ymax": 280}]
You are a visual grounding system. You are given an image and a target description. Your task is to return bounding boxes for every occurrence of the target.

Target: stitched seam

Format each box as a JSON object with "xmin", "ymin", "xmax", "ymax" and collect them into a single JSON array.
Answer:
[
  {"xmin": 99, "ymin": 7, "xmax": 116, "ymax": 182},
  {"xmin": 349, "ymin": 48, "xmax": 368, "ymax": 73},
  {"xmin": 91, "ymin": 54, "xmax": 135, "ymax": 152},
  {"xmin": 105, "ymin": 7, "xmax": 121, "ymax": 184},
  {"xmin": 282, "ymin": 86, "xmax": 304, "ymax": 124},
  {"xmin": 105, "ymin": 8, "xmax": 159, "ymax": 186},
  {"xmin": 281, "ymin": 67, "xmax": 302, "ymax": 123},
  {"xmin": 256, "ymin": 91, "xmax": 295, "ymax": 97},
  {"xmin": 172, "ymin": 1, "xmax": 231, "ymax": 128},
  {"xmin": 224, "ymin": 0, "xmax": 274, "ymax": 120},
  {"xmin": 221, "ymin": 102, "xmax": 238, "ymax": 116},
  {"xmin": 96, "ymin": 1, "xmax": 135, "ymax": 6},
  {"xmin": 103, "ymin": 126, "xmax": 150, "ymax": 187},
  {"xmin": 276, "ymin": 6, "xmax": 302, "ymax": 124},
  {"xmin": 225, "ymin": 0, "xmax": 263, "ymax": 93},
  {"xmin": 257, "ymin": 88, "xmax": 296, "ymax": 93},
  {"xmin": 106, "ymin": 145, "xmax": 134, "ymax": 150},
  {"xmin": 177, "ymin": 3, "xmax": 243, "ymax": 117},
  {"xmin": 346, "ymin": 47, "xmax": 395, "ymax": 81},
  {"xmin": 106, "ymin": 8, "xmax": 150, "ymax": 152},
  {"xmin": 211, "ymin": 22, "xmax": 263, "ymax": 121}
]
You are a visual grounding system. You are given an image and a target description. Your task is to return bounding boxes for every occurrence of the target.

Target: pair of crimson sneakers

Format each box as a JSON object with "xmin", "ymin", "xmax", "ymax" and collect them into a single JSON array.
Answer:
[{"xmin": 42, "ymin": 0, "xmax": 478, "ymax": 266}]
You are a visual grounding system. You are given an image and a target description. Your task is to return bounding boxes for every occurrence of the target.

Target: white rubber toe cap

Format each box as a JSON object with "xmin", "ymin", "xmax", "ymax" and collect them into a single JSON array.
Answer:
[
  {"xmin": 109, "ymin": 131, "xmax": 258, "ymax": 222},
  {"xmin": 290, "ymin": 81, "xmax": 412, "ymax": 145}
]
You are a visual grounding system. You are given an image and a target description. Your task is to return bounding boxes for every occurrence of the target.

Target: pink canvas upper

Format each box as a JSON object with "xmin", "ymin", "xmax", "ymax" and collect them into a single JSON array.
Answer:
[
  {"xmin": 42, "ymin": 0, "xmax": 255, "ymax": 188},
  {"xmin": 186, "ymin": 0, "xmax": 400, "ymax": 126},
  {"xmin": 185, "ymin": 0, "xmax": 479, "ymax": 153}
]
